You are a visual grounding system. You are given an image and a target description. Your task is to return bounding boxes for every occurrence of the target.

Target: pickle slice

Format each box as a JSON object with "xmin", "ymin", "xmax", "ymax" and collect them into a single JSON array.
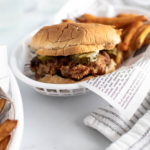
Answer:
[
  {"xmin": 37, "ymin": 55, "xmax": 54, "ymax": 62},
  {"xmin": 71, "ymin": 50, "xmax": 99, "ymax": 64},
  {"xmin": 106, "ymin": 48, "xmax": 117, "ymax": 56}
]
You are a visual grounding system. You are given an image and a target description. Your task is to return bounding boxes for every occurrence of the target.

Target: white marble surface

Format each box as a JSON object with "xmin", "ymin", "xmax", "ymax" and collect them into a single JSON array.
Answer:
[{"xmin": 0, "ymin": 0, "xmax": 111, "ymax": 149}]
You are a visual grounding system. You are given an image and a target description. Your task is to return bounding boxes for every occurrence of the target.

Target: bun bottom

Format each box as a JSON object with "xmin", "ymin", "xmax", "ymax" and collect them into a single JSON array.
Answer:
[{"xmin": 37, "ymin": 59, "xmax": 116, "ymax": 84}]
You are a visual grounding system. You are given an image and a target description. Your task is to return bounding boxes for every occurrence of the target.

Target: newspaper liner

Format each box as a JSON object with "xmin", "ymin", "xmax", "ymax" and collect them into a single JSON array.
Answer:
[
  {"xmin": 79, "ymin": 45, "xmax": 150, "ymax": 120},
  {"xmin": 23, "ymin": 1, "xmax": 150, "ymax": 120},
  {"xmin": 0, "ymin": 46, "xmax": 15, "ymax": 149}
]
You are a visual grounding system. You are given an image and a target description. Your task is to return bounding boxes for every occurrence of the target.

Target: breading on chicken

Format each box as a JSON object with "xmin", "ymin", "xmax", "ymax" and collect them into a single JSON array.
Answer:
[
  {"xmin": 30, "ymin": 56, "xmax": 69, "ymax": 78},
  {"xmin": 60, "ymin": 52, "xmax": 110, "ymax": 80},
  {"xmin": 61, "ymin": 65, "xmax": 90, "ymax": 80},
  {"xmin": 30, "ymin": 51, "xmax": 111, "ymax": 80}
]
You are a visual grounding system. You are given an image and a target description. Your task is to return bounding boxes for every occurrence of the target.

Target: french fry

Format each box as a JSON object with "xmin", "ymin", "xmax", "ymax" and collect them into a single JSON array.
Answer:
[
  {"xmin": 75, "ymin": 13, "xmax": 149, "ymax": 64},
  {"xmin": 62, "ymin": 19, "xmax": 74, "ymax": 23},
  {"xmin": 143, "ymin": 36, "xmax": 150, "ymax": 46},
  {"xmin": 77, "ymin": 14, "xmax": 147, "ymax": 28},
  {"xmin": 135, "ymin": 26, "xmax": 150, "ymax": 49},
  {"xmin": 123, "ymin": 48, "xmax": 133, "ymax": 61},
  {"xmin": 121, "ymin": 21, "xmax": 143, "ymax": 51},
  {"xmin": 116, "ymin": 43, "xmax": 123, "ymax": 68},
  {"xmin": 0, "ymin": 135, "xmax": 11, "ymax": 150},
  {"xmin": 121, "ymin": 24, "xmax": 133, "ymax": 39},
  {"xmin": 129, "ymin": 22, "xmax": 150, "ymax": 51},
  {"xmin": 99, "ymin": 15, "xmax": 146, "ymax": 28},
  {"xmin": 0, "ymin": 120, "xmax": 18, "ymax": 142},
  {"xmin": 0, "ymin": 99, "xmax": 6, "ymax": 114},
  {"xmin": 116, "ymin": 13, "xmax": 138, "ymax": 18},
  {"xmin": 76, "ymin": 14, "xmax": 96, "ymax": 23}
]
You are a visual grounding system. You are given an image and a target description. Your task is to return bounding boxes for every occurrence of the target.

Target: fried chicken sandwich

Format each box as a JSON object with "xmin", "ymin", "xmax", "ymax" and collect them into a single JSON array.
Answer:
[{"xmin": 30, "ymin": 23, "xmax": 121, "ymax": 84}]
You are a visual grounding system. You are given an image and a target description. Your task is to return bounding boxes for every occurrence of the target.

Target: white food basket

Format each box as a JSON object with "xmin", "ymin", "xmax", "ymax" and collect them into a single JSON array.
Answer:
[
  {"xmin": 10, "ymin": 1, "xmax": 150, "ymax": 97},
  {"xmin": 7, "ymin": 67, "xmax": 24, "ymax": 150},
  {"xmin": 10, "ymin": 40, "xmax": 90, "ymax": 97},
  {"xmin": 10, "ymin": 35, "xmax": 91, "ymax": 97}
]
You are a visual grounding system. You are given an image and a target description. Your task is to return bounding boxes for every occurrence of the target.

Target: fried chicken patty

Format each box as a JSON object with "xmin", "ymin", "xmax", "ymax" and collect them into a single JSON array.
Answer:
[{"xmin": 30, "ymin": 51, "xmax": 110, "ymax": 80}]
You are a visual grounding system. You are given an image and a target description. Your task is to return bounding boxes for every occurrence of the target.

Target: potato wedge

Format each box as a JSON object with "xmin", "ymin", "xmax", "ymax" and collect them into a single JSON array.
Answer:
[
  {"xmin": 122, "ymin": 25, "xmax": 132, "ymax": 39},
  {"xmin": 129, "ymin": 22, "xmax": 150, "ymax": 51},
  {"xmin": 0, "ymin": 99, "xmax": 6, "ymax": 114},
  {"xmin": 76, "ymin": 14, "xmax": 96, "ymax": 23},
  {"xmin": 143, "ymin": 36, "xmax": 150, "ymax": 46},
  {"xmin": 0, "ymin": 135, "xmax": 11, "ymax": 150},
  {"xmin": 123, "ymin": 48, "xmax": 133, "ymax": 61},
  {"xmin": 116, "ymin": 13, "xmax": 138, "ymax": 18},
  {"xmin": 0, "ymin": 120, "xmax": 18, "ymax": 142},
  {"xmin": 121, "ymin": 21, "xmax": 143, "ymax": 51},
  {"xmin": 116, "ymin": 43, "xmax": 123, "ymax": 68},
  {"xmin": 77, "ymin": 14, "xmax": 147, "ymax": 28},
  {"xmin": 135, "ymin": 26, "xmax": 150, "ymax": 49},
  {"xmin": 62, "ymin": 19, "xmax": 74, "ymax": 23}
]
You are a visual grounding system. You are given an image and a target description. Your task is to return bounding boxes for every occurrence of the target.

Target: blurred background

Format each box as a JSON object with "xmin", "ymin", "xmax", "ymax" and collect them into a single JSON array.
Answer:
[
  {"xmin": 0, "ymin": 0, "xmax": 150, "ymax": 150},
  {"xmin": 0, "ymin": 0, "xmax": 69, "ymax": 59},
  {"xmin": 0, "ymin": 0, "xmax": 150, "ymax": 59}
]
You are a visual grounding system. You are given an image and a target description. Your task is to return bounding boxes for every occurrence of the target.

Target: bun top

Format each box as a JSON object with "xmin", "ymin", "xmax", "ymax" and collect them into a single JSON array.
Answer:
[{"xmin": 30, "ymin": 23, "xmax": 121, "ymax": 56}]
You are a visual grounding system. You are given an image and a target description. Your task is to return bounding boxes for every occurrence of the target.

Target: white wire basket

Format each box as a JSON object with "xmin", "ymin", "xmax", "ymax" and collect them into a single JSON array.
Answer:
[{"xmin": 10, "ymin": 1, "xmax": 150, "ymax": 97}]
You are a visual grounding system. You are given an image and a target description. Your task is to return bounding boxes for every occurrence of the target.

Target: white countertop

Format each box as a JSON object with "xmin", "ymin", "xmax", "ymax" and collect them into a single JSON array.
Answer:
[
  {"xmin": 18, "ymin": 81, "xmax": 110, "ymax": 150},
  {"xmin": 0, "ymin": 1, "xmax": 111, "ymax": 149}
]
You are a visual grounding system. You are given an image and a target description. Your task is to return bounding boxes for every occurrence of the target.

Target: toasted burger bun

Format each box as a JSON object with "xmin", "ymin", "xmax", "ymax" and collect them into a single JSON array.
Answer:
[
  {"xmin": 37, "ymin": 59, "xmax": 116, "ymax": 84},
  {"xmin": 30, "ymin": 23, "xmax": 121, "ymax": 56}
]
